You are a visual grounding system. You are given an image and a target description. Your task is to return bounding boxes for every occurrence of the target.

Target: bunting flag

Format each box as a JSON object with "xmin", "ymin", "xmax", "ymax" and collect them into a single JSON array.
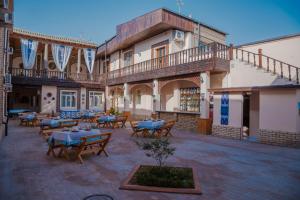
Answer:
[
  {"xmin": 220, "ymin": 93, "xmax": 229, "ymax": 125},
  {"xmin": 20, "ymin": 38, "xmax": 38, "ymax": 69},
  {"xmin": 83, "ymin": 48, "xmax": 95, "ymax": 74},
  {"xmin": 51, "ymin": 44, "xmax": 72, "ymax": 72}
]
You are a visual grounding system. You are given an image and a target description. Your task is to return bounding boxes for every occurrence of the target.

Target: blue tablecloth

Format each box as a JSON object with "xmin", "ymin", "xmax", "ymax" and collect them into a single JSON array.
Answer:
[
  {"xmin": 41, "ymin": 119, "xmax": 77, "ymax": 128},
  {"xmin": 98, "ymin": 115, "xmax": 116, "ymax": 122},
  {"xmin": 23, "ymin": 114, "xmax": 36, "ymax": 121},
  {"xmin": 8, "ymin": 109, "xmax": 31, "ymax": 115},
  {"xmin": 82, "ymin": 112, "xmax": 96, "ymax": 119},
  {"xmin": 48, "ymin": 129, "xmax": 101, "ymax": 146},
  {"xmin": 137, "ymin": 120, "xmax": 165, "ymax": 130}
]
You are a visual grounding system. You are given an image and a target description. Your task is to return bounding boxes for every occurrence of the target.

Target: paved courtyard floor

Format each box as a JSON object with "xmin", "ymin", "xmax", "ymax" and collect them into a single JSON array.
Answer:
[{"xmin": 0, "ymin": 120, "xmax": 300, "ymax": 200}]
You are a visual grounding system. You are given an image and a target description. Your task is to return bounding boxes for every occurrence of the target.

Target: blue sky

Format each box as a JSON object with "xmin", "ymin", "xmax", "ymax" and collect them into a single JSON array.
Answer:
[{"xmin": 14, "ymin": 0, "xmax": 300, "ymax": 45}]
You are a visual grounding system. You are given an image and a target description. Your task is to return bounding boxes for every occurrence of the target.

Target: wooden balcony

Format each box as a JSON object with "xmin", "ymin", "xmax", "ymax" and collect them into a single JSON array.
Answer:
[
  {"xmin": 107, "ymin": 42, "xmax": 230, "ymax": 86},
  {"xmin": 11, "ymin": 68, "xmax": 105, "ymax": 89}
]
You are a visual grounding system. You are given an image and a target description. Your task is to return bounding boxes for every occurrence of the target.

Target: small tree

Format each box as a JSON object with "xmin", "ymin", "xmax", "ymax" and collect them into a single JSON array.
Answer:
[{"xmin": 136, "ymin": 138, "xmax": 176, "ymax": 168}]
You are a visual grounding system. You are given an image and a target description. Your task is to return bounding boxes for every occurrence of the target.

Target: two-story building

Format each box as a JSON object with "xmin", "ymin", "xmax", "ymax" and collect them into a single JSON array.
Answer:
[
  {"xmin": 96, "ymin": 8, "xmax": 230, "ymax": 131},
  {"xmin": 8, "ymin": 28, "xmax": 106, "ymax": 114}
]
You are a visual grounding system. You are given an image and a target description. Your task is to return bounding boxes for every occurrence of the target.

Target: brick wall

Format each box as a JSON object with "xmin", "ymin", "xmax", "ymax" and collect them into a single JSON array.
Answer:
[
  {"xmin": 158, "ymin": 112, "xmax": 200, "ymax": 132},
  {"xmin": 212, "ymin": 125, "xmax": 242, "ymax": 140},
  {"xmin": 258, "ymin": 129, "xmax": 300, "ymax": 148}
]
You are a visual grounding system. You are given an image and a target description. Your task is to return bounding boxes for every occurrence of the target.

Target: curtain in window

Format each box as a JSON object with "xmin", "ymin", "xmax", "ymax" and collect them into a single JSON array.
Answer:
[
  {"xmin": 51, "ymin": 44, "xmax": 72, "ymax": 72},
  {"xmin": 83, "ymin": 48, "xmax": 96, "ymax": 74},
  {"xmin": 20, "ymin": 38, "xmax": 38, "ymax": 69}
]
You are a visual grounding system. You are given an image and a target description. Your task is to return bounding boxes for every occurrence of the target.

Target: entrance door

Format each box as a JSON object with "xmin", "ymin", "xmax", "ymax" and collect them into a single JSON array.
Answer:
[
  {"xmin": 156, "ymin": 47, "xmax": 166, "ymax": 67},
  {"xmin": 242, "ymin": 94, "xmax": 250, "ymax": 139}
]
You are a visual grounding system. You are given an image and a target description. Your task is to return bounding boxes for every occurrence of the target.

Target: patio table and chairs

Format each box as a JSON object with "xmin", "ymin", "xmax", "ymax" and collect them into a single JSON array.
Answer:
[
  {"xmin": 19, "ymin": 112, "xmax": 39, "ymax": 127},
  {"xmin": 47, "ymin": 128, "xmax": 112, "ymax": 164},
  {"xmin": 97, "ymin": 115, "xmax": 116, "ymax": 128},
  {"xmin": 40, "ymin": 118, "xmax": 79, "ymax": 139},
  {"xmin": 132, "ymin": 119, "xmax": 165, "ymax": 137}
]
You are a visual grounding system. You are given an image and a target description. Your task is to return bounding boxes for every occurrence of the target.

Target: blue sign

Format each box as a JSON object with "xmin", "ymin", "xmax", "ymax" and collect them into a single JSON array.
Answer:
[{"xmin": 221, "ymin": 93, "xmax": 229, "ymax": 125}]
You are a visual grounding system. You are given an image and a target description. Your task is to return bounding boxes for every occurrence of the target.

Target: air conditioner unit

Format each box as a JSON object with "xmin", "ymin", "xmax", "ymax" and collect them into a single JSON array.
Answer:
[{"xmin": 174, "ymin": 30, "xmax": 185, "ymax": 42}]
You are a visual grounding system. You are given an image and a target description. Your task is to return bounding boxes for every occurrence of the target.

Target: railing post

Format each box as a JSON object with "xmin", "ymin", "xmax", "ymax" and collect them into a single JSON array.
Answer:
[
  {"xmin": 258, "ymin": 48, "xmax": 262, "ymax": 68},
  {"xmin": 229, "ymin": 43, "xmax": 233, "ymax": 60}
]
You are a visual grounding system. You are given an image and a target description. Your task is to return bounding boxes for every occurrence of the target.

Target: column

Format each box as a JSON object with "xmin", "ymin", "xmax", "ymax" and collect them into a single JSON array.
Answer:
[
  {"xmin": 123, "ymin": 83, "xmax": 130, "ymax": 111},
  {"xmin": 77, "ymin": 48, "xmax": 81, "ymax": 78},
  {"xmin": 43, "ymin": 44, "xmax": 48, "ymax": 78},
  {"xmin": 200, "ymin": 71, "xmax": 210, "ymax": 118},
  {"xmin": 153, "ymin": 79, "xmax": 160, "ymax": 111},
  {"xmin": 43, "ymin": 44, "xmax": 48, "ymax": 70}
]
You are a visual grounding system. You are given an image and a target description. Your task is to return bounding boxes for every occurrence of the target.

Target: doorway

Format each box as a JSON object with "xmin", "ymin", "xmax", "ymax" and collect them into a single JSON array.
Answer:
[
  {"xmin": 8, "ymin": 85, "xmax": 41, "ymax": 112},
  {"xmin": 242, "ymin": 94, "xmax": 250, "ymax": 139}
]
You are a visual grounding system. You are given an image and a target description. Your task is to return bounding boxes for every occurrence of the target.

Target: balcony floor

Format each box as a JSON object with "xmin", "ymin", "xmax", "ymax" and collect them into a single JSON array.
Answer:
[{"xmin": 0, "ymin": 120, "xmax": 300, "ymax": 200}]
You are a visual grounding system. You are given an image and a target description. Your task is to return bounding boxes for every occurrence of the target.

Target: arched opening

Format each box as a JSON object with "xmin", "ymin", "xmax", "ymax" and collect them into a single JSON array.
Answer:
[
  {"xmin": 108, "ymin": 87, "xmax": 124, "ymax": 113},
  {"xmin": 160, "ymin": 80, "xmax": 200, "ymax": 112},
  {"xmin": 130, "ymin": 84, "xmax": 153, "ymax": 119}
]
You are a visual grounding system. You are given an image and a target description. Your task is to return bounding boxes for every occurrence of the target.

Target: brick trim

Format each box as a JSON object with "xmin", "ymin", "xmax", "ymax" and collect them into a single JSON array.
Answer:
[
  {"xmin": 212, "ymin": 125, "xmax": 242, "ymax": 140},
  {"xmin": 258, "ymin": 129, "xmax": 300, "ymax": 148}
]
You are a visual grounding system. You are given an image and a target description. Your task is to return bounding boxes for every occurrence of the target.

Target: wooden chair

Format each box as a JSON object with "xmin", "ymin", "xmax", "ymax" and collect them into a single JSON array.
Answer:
[
  {"xmin": 113, "ymin": 115, "xmax": 128, "ymax": 128},
  {"xmin": 73, "ymin": 132, "xmax": 112, "ymax": 164},
  {"xmin": 157, "ymin": 120, "xmax": 176, "ymax": 137},
  {"xmin": 130, "ymin": 121, "xmax": 145, "ymax": 137}
]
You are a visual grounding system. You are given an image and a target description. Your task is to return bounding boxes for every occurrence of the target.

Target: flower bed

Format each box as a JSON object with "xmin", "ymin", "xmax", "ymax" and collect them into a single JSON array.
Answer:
[{"xmin": 120, "ymin": 165, "xmax": 201, "ymax": 194}]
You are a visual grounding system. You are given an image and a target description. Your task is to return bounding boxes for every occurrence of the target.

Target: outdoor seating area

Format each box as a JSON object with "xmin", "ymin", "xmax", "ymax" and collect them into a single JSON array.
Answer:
[
  {"xmin": 1, "ymin": 119, "xmax": 299, "ymax": 200},
  {"xmin": 13, "ymin": 109, "xmax": 177, "ymax": 164}
]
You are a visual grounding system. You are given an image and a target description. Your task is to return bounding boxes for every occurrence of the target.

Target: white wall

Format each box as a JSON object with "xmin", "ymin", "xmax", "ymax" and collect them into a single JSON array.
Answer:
[
  {"xmin": 213, "ymin": 94, "xmax": 243, "ymax": 128},
  {"xmin": 134, "ymin": 30, "xmax": 172, "ymax": 63},
  {"xmin": 41, "ymin": 86, "xmax": 57, "ymax": 113},
  {"xmin": 228, "ymin": 60, "xmax": 294, "ymax": 87},
  {"xmin": 259, "ymin": 89, "xmax": 300, "ymax": 133},
  {"xmin": 240, "ymin": 36, "xmax": 300, "ymax": 67}
]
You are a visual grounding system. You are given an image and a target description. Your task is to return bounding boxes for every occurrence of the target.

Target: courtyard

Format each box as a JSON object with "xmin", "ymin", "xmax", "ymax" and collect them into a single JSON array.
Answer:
[{"xmin": 0, "ymin": 120, "xmax": 299, "ymax": 200}]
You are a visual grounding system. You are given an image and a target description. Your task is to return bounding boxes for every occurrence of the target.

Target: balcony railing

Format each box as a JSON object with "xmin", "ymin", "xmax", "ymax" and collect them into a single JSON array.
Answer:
[
  {"xmin": 108, "ymin": 42, "xmax": 229, "ymax": 79},
  {"xmin": 11, "ymin": 68, "xmax": 105, "ymax": 84}
]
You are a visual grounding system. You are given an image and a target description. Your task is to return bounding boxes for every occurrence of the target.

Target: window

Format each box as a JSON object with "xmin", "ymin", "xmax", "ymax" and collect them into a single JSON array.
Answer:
[
  {"xmin": 60, "ymin": 90, "xmax": 77, "ymax": 110},
  {"xmin": 156, "ymin": 47, "xmax": 166, "ymax": 66},
  {"xmin": 3, "ymin": 0, "xmax": 8, "ymax": 9},
  {"xmin": 89, "ymin": 91, "xmax": 103, "ymax": 110},
  {"xmin": 136, "ymin": 90, "xmax": 141, "ymax": 105},
  {"xmin": 123, "ymin": 50, "xmax": 133, "ymax": 67}
]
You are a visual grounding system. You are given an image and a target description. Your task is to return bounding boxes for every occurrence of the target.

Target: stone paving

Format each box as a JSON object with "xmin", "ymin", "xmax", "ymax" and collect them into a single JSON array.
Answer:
[{"xmin": 0, "ymin": 120, "xmax": 300, "ymax": 200}]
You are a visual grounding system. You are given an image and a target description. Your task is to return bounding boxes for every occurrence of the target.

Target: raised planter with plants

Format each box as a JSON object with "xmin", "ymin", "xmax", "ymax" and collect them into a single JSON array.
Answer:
[{"xmin": 120, "ymin": 138, "xmax": 201, "ymax": 194}]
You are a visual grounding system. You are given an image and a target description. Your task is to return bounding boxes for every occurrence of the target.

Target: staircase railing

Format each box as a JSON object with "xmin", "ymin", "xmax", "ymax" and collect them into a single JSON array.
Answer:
[{"xmin": 231, "ymin": 47, "xmax": 300, "ymax": 84}]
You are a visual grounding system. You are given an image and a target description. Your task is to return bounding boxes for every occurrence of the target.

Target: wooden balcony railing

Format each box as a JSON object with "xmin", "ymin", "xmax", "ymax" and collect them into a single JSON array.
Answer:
[
  {"xmin": 108, "ymin": 42, "xmax": 229, "ymax": 79},
  {"xmin": 233, "ymin": 48, "xmax": 300, "ymax": 84},
  {"xmin": 11, "ymin": 68, "xmax": 105, "ymax": 84}
]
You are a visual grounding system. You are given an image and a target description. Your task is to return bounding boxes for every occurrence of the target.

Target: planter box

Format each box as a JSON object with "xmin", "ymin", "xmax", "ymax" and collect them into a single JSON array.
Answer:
[{"xmin": 120, "ymin": 165, "xmax": 202, "ymax": 195}]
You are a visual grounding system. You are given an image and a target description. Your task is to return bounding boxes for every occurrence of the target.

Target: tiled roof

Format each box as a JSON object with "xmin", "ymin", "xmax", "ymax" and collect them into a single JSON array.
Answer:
[{"xmin": 13, "ymin": 27, "xmax": 97, "ymax": 47}]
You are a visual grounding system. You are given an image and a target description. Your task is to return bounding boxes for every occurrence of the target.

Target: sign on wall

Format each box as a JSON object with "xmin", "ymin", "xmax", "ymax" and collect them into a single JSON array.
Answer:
[{"xmin": 221, "ymin": 93, "xmax": 229, "ymax": 125}]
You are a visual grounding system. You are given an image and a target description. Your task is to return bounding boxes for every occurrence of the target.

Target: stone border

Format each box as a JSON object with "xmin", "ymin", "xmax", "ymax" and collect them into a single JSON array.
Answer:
[
  {"xmin": 258, "ymin": 129, "xmax": 300, "ymax": 148},
  {"xmin": 212, "ymin": 125, "xmax": 242, "ymax": 140},
  {"xmin": 119, "ymin": 165, "xmax": 202, "ymax": 195}
]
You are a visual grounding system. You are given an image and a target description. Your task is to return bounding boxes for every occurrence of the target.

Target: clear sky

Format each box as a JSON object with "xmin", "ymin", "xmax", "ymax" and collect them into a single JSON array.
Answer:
[{"xmin": 14, "ymin": 0, "xmax": 300, "ymax": 45}]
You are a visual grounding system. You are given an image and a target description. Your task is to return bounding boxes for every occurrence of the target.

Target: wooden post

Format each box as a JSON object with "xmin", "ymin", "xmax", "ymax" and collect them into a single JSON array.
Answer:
[{"xmin": 258, "ymin": 48, "xmax": 262, "ymax": 68}]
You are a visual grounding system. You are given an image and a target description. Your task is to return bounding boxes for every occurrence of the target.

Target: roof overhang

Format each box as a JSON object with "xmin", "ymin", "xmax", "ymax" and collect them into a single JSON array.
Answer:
[
  {"xmin": 208, "ymin": 85, "xmax": 300, "ymax": 94},
  {"xmin": 97, "ymin": 8, "xmax": 226, "ymax": 57}
]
